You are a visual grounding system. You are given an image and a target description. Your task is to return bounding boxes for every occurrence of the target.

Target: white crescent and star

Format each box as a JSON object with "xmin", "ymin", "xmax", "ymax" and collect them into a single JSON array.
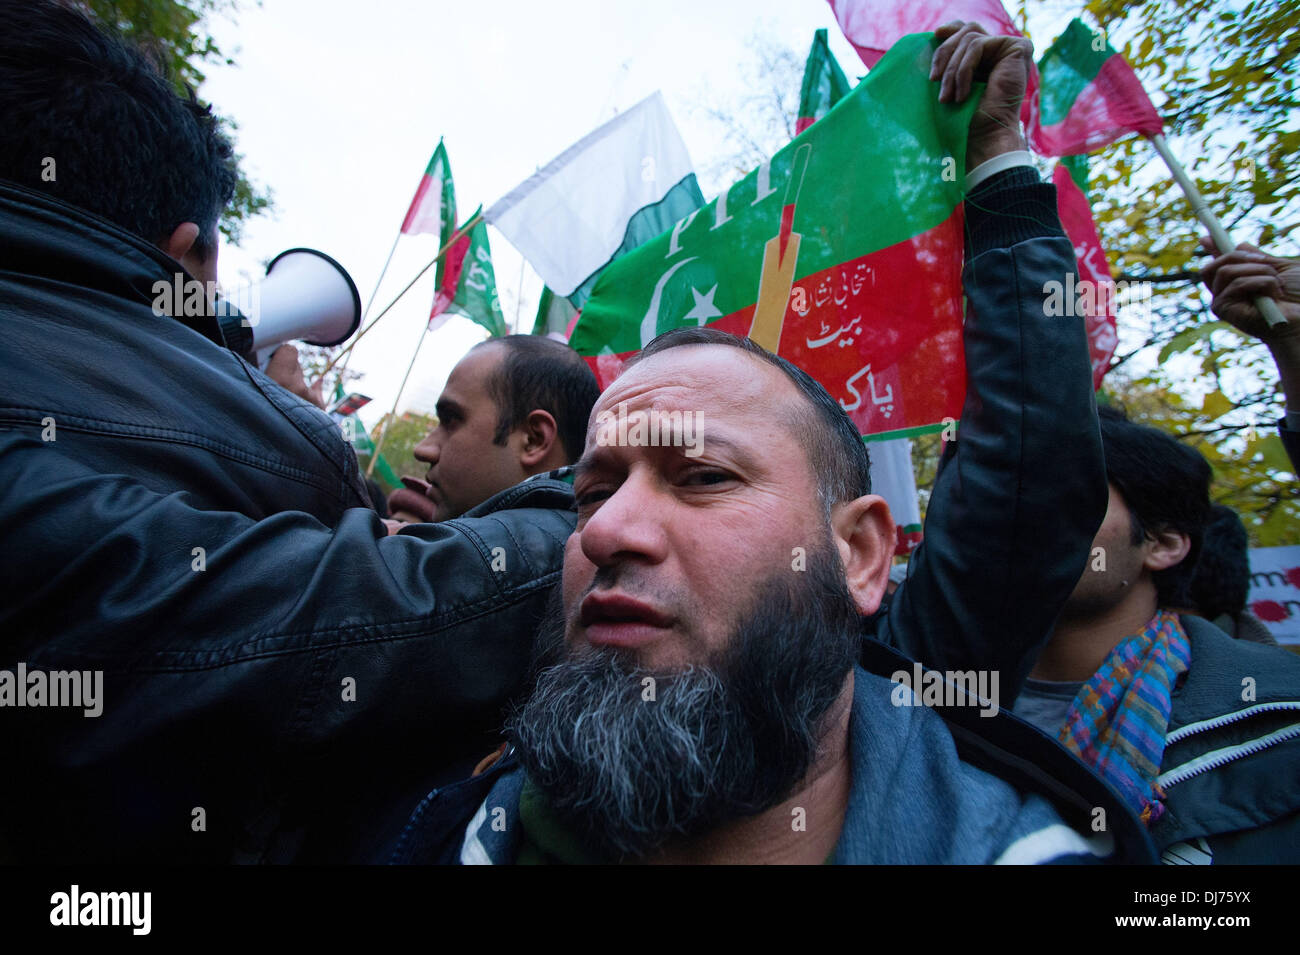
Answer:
[
  {"xmin": 683, "ymin": 284, "xmax": 722, "ymax": 325},
  {"xmin": 639, "ymin": 257, "xmax": 696, "ymax": 347},
  {"xmin": 639, "ymin": 258, "xmax": 725, "ymax": 347}
]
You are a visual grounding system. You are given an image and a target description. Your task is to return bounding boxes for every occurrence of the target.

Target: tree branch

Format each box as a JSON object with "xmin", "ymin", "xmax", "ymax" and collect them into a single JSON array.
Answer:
[{"xmin": 1115, "ymin": 270, "xmax": 1200, "ymax": 284}]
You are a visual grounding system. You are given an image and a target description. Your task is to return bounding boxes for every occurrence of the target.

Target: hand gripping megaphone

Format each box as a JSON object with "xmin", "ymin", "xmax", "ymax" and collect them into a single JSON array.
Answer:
[{"xmin": 216, "ymin": 248, "xmax": 362, "ymax": 366}]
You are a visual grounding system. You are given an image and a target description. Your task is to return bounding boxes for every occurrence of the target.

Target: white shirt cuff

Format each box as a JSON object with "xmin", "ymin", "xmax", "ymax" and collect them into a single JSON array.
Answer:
[{"xmin": 965, "ymin": 150, "xmax": 1035, "ymax": 191}]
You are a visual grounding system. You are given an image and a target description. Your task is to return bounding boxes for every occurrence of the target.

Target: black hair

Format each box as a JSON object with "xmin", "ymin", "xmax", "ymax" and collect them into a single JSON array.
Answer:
[
  {"xmin": 1189, "ymin": 504, "xmax": 1250, "ymax": 621},
  {"xmin": 0, "ymin": 1, "xmax": 237, "ymax": 260},
  {"xmin": 630, "ymin": 326, "xmax": 872, "ymax": 511},
  {"xmin": 1098, "ymin": 405, "xmax": 1212, "ymax": 609},
  {"xmin": 476, "ymin": 335, "xmax": 601, "ymax": 463}
]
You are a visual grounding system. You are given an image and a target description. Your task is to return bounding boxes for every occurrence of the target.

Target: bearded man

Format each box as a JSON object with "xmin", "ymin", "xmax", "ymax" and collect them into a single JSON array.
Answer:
[
  {"xmin": 389, "ymin": 328, "xmax": 1153, "ymax": 864},
  {"xmin": 385, "ymin": 20, "xmax": 1160, "ymax": 866}
]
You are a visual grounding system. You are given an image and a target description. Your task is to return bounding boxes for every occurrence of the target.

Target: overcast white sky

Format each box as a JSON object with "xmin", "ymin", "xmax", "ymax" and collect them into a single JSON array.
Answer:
[{"xmin": 202, "ymin": 0, "xmax": 1084, "ymax": 429}]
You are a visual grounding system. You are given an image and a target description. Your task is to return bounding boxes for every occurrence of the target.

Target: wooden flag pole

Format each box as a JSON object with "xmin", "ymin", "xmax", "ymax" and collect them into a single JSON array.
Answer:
[
  {"xmin": 320, "ymin": 210, "xmax": 484, "ymax": 378},
  {"xmin": 365, "ymin": 321, "xmax": 430, "ymax": 478},
  {"xmin": 336, "ymin": 231, "xmax": 402, "ymax": 379},
  {"xmin": 513, "ymin": 253, "xmax": 526, "ymax": 334},
  {"xmin": 1146, "ymin": 133, "xmax": 1286, "ymax": 327}
]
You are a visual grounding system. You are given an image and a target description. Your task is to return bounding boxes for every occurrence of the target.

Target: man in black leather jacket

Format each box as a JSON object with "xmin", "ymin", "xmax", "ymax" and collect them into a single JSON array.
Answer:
[
  {"xmin": 0, "ymin": 2, "xmax": 579, "ymax": 863},
  {"xmin": 1, "ymin": 6, "xmax": 1113, "ymax": 863}
]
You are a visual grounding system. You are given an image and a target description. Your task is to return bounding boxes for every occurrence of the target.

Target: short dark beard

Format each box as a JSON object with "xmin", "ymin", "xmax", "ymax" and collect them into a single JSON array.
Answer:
[{"xmin": 506, "ymin": 542, "xmax": 861, "ymax": 861}]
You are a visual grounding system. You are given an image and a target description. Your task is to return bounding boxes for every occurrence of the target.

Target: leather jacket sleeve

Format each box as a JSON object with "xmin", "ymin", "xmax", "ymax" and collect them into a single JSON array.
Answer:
[
  {"xmin": 0, "ymin": 427, "xmax": 575, "ymax": 861},
  {"xmin": 873, "ymin": 166, "xmax": 1107, "ymax": 702}
]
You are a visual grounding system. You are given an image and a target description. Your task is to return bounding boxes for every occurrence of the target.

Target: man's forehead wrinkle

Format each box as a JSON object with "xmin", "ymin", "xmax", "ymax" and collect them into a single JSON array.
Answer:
[{"xmin": 597, "ymin": 347, "xmax": 784, "ymax": 417}]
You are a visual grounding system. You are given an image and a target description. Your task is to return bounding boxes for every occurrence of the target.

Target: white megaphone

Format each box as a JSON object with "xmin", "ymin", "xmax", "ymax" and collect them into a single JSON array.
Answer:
[{"xmin": 217, "ymin": 248, "xmax": 362, "ymax": 366}]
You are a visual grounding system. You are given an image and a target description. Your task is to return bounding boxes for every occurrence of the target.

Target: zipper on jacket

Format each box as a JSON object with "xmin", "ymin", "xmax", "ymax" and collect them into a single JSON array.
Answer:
[
  {"xmin": 1164, "ymin": 700, "xmax": 1300, "ymax": 744},
  {"xmin": 1157, "ymin": 720, "xmax": 1300, "ymax": 791}
]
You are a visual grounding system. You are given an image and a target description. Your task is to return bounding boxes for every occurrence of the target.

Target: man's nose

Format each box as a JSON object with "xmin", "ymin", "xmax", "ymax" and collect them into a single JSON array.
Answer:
[
  {"xmin": 578, "ymin": 468, "xmax": 670, "ymax": 568},
  {"xmin": 412, "ymin": 431, "xmax": 439, "ymax": 468}
]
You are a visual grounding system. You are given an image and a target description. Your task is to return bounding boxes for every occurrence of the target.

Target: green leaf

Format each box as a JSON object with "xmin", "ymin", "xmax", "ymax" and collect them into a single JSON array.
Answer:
[
  {"xmin": 1157, "ymin": 322, "xmax": 1229, "ymax": 364},
  {"xmin": 1200, "ymin": 389, "xmax": 1233, "ymax": 419}
]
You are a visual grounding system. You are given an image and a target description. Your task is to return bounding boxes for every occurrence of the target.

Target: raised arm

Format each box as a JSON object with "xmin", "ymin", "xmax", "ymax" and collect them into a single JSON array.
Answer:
[{"xmin": 873, "ymin": 23, "xmax": 1107, "ymax": 699}]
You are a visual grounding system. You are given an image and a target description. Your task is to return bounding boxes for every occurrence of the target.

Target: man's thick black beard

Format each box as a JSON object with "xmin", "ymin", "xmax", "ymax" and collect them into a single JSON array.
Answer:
[{"xmin": 506, "ymin": 543, "xmax": 862, "ymax": 861}]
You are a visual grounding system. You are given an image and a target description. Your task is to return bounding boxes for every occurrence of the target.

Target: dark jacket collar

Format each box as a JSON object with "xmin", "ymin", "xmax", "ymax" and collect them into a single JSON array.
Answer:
[
  {"xmin": 0, "ymin": 178, "xmax": 224, "ymax": 347},
  {"xmin": 859, "ymin": 638, "xmax": 1155, "ymax": 863},
  {"xmin": 1150, "ymin": 615, "xmax": 1300, "ymax": 848}
]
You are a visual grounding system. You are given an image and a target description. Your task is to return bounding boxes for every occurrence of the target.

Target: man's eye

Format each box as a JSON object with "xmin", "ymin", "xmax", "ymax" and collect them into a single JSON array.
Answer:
[
  {"xmin": 682, "ymin": 470, "xmax": 733, "ymax": 487},
  {"xmin": 574, "ymin": 488, "xmax": 612, "ymax": 509}
]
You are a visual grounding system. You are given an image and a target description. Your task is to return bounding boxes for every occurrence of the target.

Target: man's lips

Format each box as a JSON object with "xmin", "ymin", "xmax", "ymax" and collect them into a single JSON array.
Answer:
[{"xmin": 579, "ymin": 592, "xmax": 674, "ymax": 648}]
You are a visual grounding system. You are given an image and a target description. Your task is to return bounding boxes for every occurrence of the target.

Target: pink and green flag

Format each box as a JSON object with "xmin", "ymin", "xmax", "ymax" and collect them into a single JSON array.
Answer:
[
  {"xmin": 829, "ymin": 0, "xmax": 1023, "ymax": 69},
  {"xmin": 829, "ymin": 0, "xmax": 1039, "ymax": 135},
  {"xmin": 1053, "ymin": 154, "xmax": 1117, "ymax": 388},
  {"xmin": 400, "ymin": 139, "xmax": 457, "ymax": 245},
  {"xmin": 403, "ymin": 140, "xmax": 506, "ymax": 338},
  {"xmin": 429, "ymin": 207, "xmax": 507, "ymax": 338},
  {"xmin": 400, "ymin": 138, "xmax": 464, "ymax": 306},
  {"xmin": 1029, "ymin": 18, "xmax": 1163, "ymax": 156},
  {"xmin": 796, "ymin": 28, "xmax": 853, "ymax": 134},
  {"xmin": 571, "ymin": 32, "xmax": 979, "ymax": 440}
]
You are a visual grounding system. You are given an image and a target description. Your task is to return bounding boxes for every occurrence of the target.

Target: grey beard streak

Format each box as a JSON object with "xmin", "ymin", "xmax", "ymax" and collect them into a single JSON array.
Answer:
[{"xmin": 506, "ymin": 542, "xmax": 861, "ymax": 861}]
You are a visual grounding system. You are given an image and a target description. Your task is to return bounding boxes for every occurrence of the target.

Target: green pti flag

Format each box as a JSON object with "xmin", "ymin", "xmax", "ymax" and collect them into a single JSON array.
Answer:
[
  {"xmin": 429, "ymin": 208, "xmax": 507, "ymax": 338},
  {"xmin": 571, "ymin": 32, "xmax": 979, "ymax": 439},
  {"xmin": 796, "ymin": 28, "xmax": 853, "ymax": 134}
]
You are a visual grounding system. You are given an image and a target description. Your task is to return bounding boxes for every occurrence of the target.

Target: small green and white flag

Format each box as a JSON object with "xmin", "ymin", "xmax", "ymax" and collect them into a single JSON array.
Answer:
[{"xmin": 487, "ymin": 91, "xmax": 704, "ymax": 309}]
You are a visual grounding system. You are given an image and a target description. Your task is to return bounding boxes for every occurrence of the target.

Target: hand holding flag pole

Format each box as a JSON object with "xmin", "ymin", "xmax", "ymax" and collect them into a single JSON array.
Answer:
[{"xmin": 1021, "ymin": 17, "xmax": 1284, "ymax": 328}]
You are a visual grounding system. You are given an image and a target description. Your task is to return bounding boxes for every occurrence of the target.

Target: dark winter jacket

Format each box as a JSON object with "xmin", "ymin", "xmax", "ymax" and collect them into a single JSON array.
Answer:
[
  {"xmin": 1150, "ymin": 615, "xmax": 1300, "ymax": 863},
  {"xmin": 0, "ymin": 180, "xmax": 575, "ymax": 862}
]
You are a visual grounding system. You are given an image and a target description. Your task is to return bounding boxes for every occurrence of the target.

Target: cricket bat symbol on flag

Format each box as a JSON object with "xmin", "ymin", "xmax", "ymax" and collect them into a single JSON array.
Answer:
[
  {"xmin": 748, "ymin": 144, "xmax": 810, "ymax": 353},
  {"xmin": 571, "ymin": 33, "xmax": 979, "ymax": 441}
]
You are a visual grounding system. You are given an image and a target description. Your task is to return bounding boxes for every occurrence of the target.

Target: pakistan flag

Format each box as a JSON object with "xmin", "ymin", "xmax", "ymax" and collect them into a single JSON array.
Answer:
[{"xmin": 570, "ymin": 32, "xmax": 980, "ymax": 439}]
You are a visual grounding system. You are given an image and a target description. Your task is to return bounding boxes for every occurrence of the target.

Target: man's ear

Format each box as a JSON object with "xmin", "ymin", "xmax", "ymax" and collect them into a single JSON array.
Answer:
[
  {"xmin": 159, "ymin": 222, "xmax": 201, "ymax": 264},
  {"xmin": 832, "ymin": 494, "xmax": 895, "ymax": 617},
  {"xmin": 158, "ymin": 222, "xmax": 218, "ymax": 287},
  {"xmin": 1144, "ymin": 528, "xmax": 1192, "ymax": 573},
  {"xmin": 518, "ymin": 409, "xmax": 560, "ymax": 471}
]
